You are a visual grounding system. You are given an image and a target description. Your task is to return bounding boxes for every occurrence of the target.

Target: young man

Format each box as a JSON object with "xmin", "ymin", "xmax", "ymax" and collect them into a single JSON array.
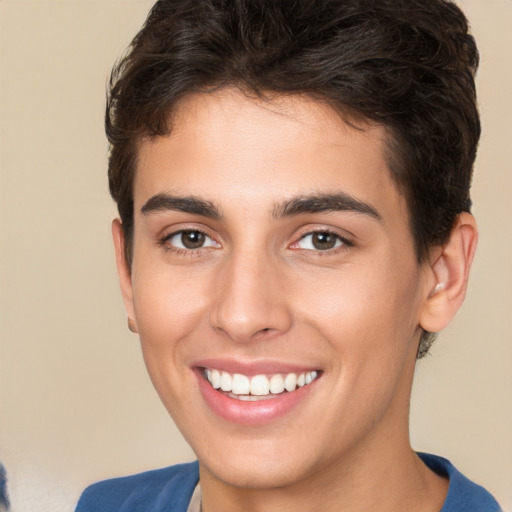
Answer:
[{"xmin": 76, "ymin": 1, "xmax": 502, "ymax": 510}]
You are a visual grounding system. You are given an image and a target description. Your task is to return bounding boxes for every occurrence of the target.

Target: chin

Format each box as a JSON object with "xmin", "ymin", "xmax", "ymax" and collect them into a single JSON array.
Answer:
[
  {"xmin": 202, "ymin": 456, "xmax": 311, "ymax": 490},
  {"xmin": 194, "ymin": 433, "xmax": 332, "ymax": 491}
]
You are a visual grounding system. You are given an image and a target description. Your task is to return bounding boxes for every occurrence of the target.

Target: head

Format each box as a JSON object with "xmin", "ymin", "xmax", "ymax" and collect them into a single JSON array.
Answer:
[
  {"xmin": 107, "ymin": 0, "xmax": 480, "ymax": 492},
  {"xmin": 106, "ymin": 0, "xmax": 479, "ymax": 358}
]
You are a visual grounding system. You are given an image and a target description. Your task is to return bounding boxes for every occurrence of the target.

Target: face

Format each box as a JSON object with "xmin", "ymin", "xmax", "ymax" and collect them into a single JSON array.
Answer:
[{"xmin": 117, "ymin": 90, "xmax": 434, "ymax": 490}]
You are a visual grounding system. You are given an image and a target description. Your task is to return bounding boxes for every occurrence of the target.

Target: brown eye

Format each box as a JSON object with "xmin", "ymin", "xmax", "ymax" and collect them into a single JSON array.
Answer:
[
  {"xmin": 181, "ymin": 230, "xmax": 205, "ymax": 249},
  {"xmin": 296, "ymin": 231, "xmax": 345, "ymax": 251},
  {"xmin": 311, "ymin": 232, "xmax": 338, "ymax": 250},
  {"xmin": 166, "ymin": 230, "xmax": 218, "ymax": 250}
]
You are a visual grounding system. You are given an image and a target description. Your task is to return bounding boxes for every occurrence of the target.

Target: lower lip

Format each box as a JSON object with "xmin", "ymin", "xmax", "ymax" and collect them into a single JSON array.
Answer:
[{"xmin": 195, "ymin": 369, "xmax": 317, "ymax": 425}]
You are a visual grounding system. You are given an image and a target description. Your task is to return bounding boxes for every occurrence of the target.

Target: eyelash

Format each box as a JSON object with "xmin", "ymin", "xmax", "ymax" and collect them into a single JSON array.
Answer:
[
  {"xmin": 291, "ymin": 229, "xmax": 353, "ymax": 254},
  {"xmin": 159, "ymin": 228, "xmax": 353, "ymax": 256},
  {"xmin": 159, "ymin": 228, "xmax": 218, "ymax": 256}
]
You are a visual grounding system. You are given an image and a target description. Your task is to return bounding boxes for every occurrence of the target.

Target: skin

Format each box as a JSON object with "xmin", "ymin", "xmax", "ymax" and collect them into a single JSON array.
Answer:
[{"xmin": 113, "ymin": 89, "xmax": 477, "ymax": 512}]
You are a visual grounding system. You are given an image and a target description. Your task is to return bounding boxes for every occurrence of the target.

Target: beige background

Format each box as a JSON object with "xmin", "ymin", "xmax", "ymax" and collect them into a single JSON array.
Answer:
[{"xmin": 0, "ymin": 1, "xmax": 510, "ymax": 511}]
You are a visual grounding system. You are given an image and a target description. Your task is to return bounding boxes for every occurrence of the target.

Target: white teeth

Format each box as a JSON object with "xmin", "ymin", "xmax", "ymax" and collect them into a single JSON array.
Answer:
[
  {"xmin": 204, "ymin": 368, "xmax": 319, "ymax": 398},
  {"xmin": 228, "ymin": 393, "xmax": 276, "ymax": 401},
  {"xmin": 220, "ymin": 371, "xmax": 232, "ymax": 392},
  {"xmin": 284, "ymin": 373, "xmax": 297, "ymax": 392},
  {"xmin": 211, "ymin": 369, "xmax": 221, "ymax": 389},
  {"xmin": 250, "ymin": 375, "xmax": 270, "ymax": 396},
  {"xmin": 232, "ymin": 373, "xmax": 250, "ymax": 395},
  {"xmin": 269, "ymin": 374, "xmax": 285, "ymax": 394},
  {"xmin": 305, "ymin": 371, "xmax": 317, "ymax": 385}
]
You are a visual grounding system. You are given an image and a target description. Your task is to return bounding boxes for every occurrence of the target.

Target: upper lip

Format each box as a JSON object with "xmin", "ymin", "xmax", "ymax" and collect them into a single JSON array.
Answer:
[{"xmin": 192, "ymin": 357, "xmax": 322, "ymax": 376}]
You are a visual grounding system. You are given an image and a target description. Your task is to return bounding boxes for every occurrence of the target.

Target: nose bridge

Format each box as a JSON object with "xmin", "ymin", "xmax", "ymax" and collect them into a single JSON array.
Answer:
[{"xmin": 209, "ymin": 244, "xmax": 291, "ymax": 342}]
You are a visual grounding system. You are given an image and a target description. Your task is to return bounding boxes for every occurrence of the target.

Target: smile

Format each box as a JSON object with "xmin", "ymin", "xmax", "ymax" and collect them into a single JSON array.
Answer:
[{"xmin": 204, "ymin": 368, "xmax": 319, "ymax": 401}]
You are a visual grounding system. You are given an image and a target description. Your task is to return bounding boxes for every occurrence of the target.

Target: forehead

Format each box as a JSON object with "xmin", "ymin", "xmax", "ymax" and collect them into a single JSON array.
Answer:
[{"xmin": 134, "ymin": 89, "xmax": 407, "ymax": 224}]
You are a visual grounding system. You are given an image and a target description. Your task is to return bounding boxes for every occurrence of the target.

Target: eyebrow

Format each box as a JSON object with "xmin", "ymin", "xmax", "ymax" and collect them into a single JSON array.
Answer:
[
  {"xmin": 141, "ymin": 194, "xmax": 222, "ymax": 219},
  {"xmin": 273, "ymin": 192, "xmax": 382, "ymax": 220},
  {"xmin": 140, "ymin": 191, "xmax": 381, "ymax": 222}
]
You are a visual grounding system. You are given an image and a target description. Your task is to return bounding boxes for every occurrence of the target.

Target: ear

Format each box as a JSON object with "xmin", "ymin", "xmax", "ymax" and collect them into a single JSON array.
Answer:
[
  {"xmin": 112, "ymin": 219, "xmax": 138, "ymax": 333},
  {"xmin": 419, "ymin": 212, "xmax": 478, "ymax": 333}
]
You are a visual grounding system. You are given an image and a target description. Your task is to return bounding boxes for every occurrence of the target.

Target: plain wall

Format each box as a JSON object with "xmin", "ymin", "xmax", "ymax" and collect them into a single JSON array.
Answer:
[{"xmin": 0, "ymin": 1, "xmax": 510, "ymax": 510}]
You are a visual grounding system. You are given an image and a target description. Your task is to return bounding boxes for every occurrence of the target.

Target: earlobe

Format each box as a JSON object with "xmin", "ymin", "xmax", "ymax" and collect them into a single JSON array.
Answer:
[
  {"xmin": 419, "ymin": 212, "xmax": 478, "ymax": 333},
  {"xmin": 127, "ymin": 317, "xmax": 138, "ymax": 333},
  {"xmin": 112, "ymin": 219, "xmax": 137, "ymax": 330}
]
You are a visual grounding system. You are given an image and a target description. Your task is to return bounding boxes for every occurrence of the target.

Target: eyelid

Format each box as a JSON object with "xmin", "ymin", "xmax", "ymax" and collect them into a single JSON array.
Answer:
[
  {"xmin": 159, "ymin": 226, "xmax": 220, "ymax": 252},
  {"xmin": 289, "ymin": 227, "xmax": 353, "ymax": 252}
]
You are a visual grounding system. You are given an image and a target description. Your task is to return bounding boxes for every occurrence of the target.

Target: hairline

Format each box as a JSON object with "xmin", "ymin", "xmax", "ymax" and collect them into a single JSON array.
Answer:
[{"xmin": 122, "ymin": 88, "xmax": 427, "ymax": 263}]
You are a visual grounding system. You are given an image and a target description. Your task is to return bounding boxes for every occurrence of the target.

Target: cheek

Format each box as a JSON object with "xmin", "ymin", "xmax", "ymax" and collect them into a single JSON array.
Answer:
[
  {"xmin": 295, "ymin": 258, "xmax": 422, "ymax": 378},
  {"xmin": 130, "ymin": 265, "xmax": 212, "ymax": 391},
  {"xmin": 132, "ymin": 262, "xmax": 210, "ymax": 336},
  {"xmin": 298, "ymin": 265, "xmax": 418, "ymax": 338}
]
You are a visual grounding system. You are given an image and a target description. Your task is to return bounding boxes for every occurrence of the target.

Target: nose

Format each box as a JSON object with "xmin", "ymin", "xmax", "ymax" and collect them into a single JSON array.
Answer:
[{"xmin": 209, "ymin": 249, "xmax": 293, "ymax": 343}]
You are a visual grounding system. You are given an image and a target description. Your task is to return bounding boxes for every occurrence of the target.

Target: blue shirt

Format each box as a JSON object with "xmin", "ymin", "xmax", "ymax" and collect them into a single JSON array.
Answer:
[
  {"xmin": 75, "ymin": 453, "xmax": 502, "ymax": 511},
  {"xmin": 0, "ymin": 463, "xmax": 9, "ymax": 511}
]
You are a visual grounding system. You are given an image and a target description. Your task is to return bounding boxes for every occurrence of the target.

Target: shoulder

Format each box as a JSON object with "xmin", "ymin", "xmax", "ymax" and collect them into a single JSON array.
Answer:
[
  {"xmin": 75, "ymin": 461, "xmax": 199, "ymax": 512},
  {"xmin": 418, "ymin": 453, "xmax": 502, "ymax": 512}
]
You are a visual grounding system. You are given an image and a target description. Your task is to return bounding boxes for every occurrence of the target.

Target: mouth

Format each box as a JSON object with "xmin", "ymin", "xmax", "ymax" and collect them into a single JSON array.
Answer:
[
  {"xmin": 194, "ymin": 360, "xmax": 323, "ymax": 424},
  {"xmin": 202, "ymin": 367, "xmax": 320, "ymax": 401}
]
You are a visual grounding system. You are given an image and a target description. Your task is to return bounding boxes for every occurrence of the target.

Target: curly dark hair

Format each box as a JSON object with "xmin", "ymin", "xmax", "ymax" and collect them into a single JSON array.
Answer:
[{"xmin": 106, "ymin": 0, "xmax": 480, "ymax": 357}]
